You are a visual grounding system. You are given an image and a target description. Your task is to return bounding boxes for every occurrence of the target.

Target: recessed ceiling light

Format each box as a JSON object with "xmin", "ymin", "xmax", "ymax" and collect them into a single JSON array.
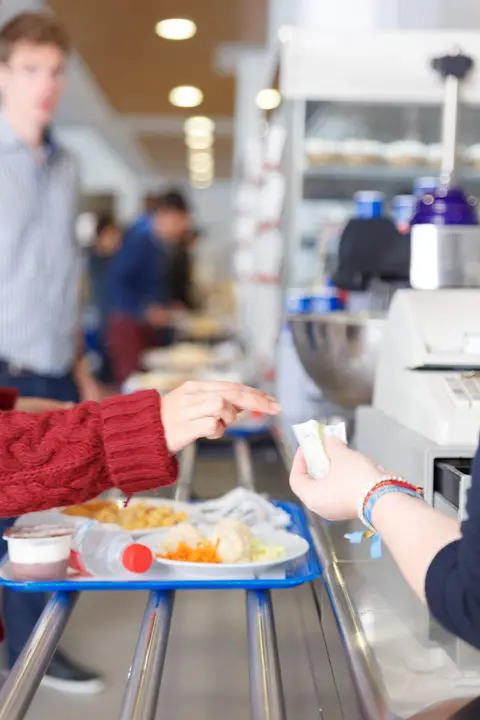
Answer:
[
  {"xmin": 155, "ymin": 18, "xmax": 197, "ymax": 41},
  {"xmin": 256, "ymin": 88, "xmax": 281, "ymax": 111},
  {"xmin": 184, "ymin": 116, "xmax": 215, "ymax": 136},
  {"xmin": 169, "ymin": 85, "xmax": 203, "ymax": 108},
  {"xmin": 189, "ymin": 151, "xmax": 214, "ymax": 173},
  {"xmin": 185, "ymin": 135, "xmax": 213, "ymax": 150}
]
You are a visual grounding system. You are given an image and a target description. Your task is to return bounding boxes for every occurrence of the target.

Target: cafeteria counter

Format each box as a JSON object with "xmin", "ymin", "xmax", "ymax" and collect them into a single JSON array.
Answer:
[{"xmin": 0, "ymin": 435, "xmax": 362, "ymax": 720}]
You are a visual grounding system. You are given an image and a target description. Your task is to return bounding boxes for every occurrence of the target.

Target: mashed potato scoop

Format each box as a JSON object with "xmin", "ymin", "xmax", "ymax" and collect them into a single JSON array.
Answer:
[
  {"xmin": 209, "ymin": 518, "xmax": 253, "ymax": 563},
  {"xmin": 161, "ymin": 523, "xmax": 207, "ymax": 553}
]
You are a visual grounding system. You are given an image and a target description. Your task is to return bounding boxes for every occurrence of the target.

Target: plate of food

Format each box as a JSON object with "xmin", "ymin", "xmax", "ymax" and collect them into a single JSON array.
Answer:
[
  {"xmin": 61, "ymin": 498, "xmax": 199, "ymax": 537},
  {"xmin": 123, "ymin": 371, "xmax": 192, "ymax": 395},
  {"xmin": 142, "ymin": 344, "xmax": 213, "ymax": 372},
  {"xmin": 176, "ymin": 314, "xmax": 227, "ymax": 341},
  {"xmin": 142, "ymin": 519, "xmax": 309, "ymax": 577}
]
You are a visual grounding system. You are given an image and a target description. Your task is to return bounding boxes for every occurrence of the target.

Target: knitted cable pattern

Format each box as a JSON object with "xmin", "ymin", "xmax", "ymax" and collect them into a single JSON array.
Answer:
[{"xmin": 0, "ymin": 390, "xmax": 178, "ymax": 517}]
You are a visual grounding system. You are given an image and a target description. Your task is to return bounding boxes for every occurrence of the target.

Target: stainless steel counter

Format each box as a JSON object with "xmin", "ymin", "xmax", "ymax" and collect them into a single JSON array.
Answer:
[{"xmin": 274, "ymin": 425, "xmax": 480, "ymax": 720}]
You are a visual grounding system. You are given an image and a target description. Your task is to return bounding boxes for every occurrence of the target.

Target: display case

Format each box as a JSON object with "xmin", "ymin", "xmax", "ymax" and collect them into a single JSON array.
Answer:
[{"xmin": 279, "ymin": 27, "xmax": 480, "ymax": 291}]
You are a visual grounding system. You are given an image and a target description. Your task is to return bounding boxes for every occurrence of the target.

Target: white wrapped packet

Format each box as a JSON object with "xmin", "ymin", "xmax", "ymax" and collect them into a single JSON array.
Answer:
[
  {"xmin": 195, "ymin": 489, "xmax": 291, "ymax": 529},
  {"xmin": 292, "ymin": 420, "xmax": 347, "ymax": 478}
]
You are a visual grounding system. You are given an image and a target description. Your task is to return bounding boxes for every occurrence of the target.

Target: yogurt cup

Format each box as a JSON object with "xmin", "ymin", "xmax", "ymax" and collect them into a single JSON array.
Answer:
[{"xmin": 4, "ymin": 525, "xmax": 74, "ymax": 581}]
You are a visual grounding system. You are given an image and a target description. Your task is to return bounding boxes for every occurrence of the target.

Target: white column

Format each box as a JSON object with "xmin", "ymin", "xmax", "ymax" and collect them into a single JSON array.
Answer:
[
  {"xmin": 267, "ymin": 0, "xmax": 299, "ymax": 46},
  {"xmin": 114, "ymin": 181, "xmax": 144, "ymax": 224},
  {"xmin": 233, "ymin": 48, "xmax": 268, "ymax": 167}
]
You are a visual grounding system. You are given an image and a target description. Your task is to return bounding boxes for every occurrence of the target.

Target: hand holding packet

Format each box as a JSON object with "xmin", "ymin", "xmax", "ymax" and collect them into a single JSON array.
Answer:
[{"xmin": 292, "ymin": 420, "xmax": 347, "ymax": 478}]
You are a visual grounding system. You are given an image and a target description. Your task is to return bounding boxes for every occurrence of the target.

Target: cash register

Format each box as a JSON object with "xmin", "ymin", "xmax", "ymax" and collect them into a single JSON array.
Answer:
[{"xmin": 357, "ymin": 289, "xmax": 480, "ymax": 520}]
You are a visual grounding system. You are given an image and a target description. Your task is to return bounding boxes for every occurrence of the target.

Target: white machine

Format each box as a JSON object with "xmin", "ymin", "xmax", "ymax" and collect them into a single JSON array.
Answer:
[
  {"xmin": 374, "ymin": 289, "xmax": 480, "ymax": 447},
  {"xmin": 357, "ymin": 289, "xmax": 480, "ymax": 517}
]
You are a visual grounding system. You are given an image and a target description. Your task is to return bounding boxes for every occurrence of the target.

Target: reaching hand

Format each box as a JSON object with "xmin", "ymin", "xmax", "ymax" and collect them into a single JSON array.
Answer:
[
  {"xmin": 161, "ymin": 381, "xmax": 281, "ymax": 454},
  {"xmin": 15, "ymin": 398, "xmax": 75, "ymax": 414},
  {"xmin": 289, "ymin": 436, "xmax": 383, "ymax": 521}
]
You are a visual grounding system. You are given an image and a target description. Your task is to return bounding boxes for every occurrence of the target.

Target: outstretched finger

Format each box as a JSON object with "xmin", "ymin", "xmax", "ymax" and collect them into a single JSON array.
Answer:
[
  {"xmin": 184, "ymin": 395, "xmax": 238, "ymax": 427},
  {"xmin": 180, "ymin": 382, "xmax": 280, "ymax": 415},
  {"xmin": 208, "ymin": 387, "xmax": 280, "ymax": 415},
  {"xmin": 186, "ymin": 416, "xmax": 227, "ymax": 444}
]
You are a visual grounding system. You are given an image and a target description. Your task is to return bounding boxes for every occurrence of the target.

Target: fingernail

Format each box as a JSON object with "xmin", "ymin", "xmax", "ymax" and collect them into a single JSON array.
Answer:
[{"xmin": 269, "ymin": 401, "xmax": 281, "ymax": 412}]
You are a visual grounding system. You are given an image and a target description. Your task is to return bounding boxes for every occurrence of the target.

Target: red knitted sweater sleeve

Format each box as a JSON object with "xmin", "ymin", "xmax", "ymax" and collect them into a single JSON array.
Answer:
[{"xmin": 0, "ymin": 390, "xmax": 178, "ymax": 518}]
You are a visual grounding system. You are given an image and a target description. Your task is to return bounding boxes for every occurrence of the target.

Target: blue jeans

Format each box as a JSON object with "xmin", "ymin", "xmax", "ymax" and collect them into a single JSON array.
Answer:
[{"xmin": 0, "ymin": 369, "xmax": 79, "ymax": 667}]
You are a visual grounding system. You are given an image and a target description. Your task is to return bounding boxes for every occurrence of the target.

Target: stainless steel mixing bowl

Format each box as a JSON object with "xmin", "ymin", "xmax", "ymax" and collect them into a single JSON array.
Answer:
[{"xmin": 289, "ymin": 313, "xmax": 386, "ymax": 410}]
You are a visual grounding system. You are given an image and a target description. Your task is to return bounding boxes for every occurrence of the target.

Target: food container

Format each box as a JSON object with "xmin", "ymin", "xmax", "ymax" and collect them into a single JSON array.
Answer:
[
  {"xmin": 426, "ymin": 143, "xmax": 443, "ymax": 168},
  {"xmin": 305, "ymin": 138, "xmax": 343, "ymax": 166},
  {"xmin": 466, "ymin": 144, "xmax": 480, "ymax": 169},
  {"xmin": 4, "ymin": 525, "xmax": 74, "ymax": 581},
  {"xmin": 341, "ymin": 140, "xmax": 385, "ymax": 166},
  {"xmin": 384, "ymin": 140, "xmax": 427, "ymax": 167}
]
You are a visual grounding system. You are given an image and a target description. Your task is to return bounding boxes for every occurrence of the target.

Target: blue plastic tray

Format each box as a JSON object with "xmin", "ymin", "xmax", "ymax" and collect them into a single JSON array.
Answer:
[
  {"xmin": 223, "ymin": 415, "xmax": 271, "ymax": 438},
  {"xmin": 223, "ymin": 423, "xmax": 270, "ymax": 438},
  {"xmin": 0, "ymin": 502, "xmax": 321, "ymax": 593}
]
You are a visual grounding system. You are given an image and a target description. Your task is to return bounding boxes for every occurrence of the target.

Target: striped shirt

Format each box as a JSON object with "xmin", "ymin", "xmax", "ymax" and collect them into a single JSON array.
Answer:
[{"xmin": 0, "ymin": 113, "xmax": 81, "ymax": 376}]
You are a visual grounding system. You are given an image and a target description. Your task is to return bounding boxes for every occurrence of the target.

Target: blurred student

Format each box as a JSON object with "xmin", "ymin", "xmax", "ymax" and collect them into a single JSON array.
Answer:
[
  {"xmin": 166, "ymin": 226, "xmax": 201, "ymax": 311},
  {"xmin": 0, "ymin": 11, "xmax": 103, "ymax": 691},
  {"xmin": 107, "ymin": 192, "xmax": 190, "ymax": 384},
  {"xmin": 87, "ymin": 215, "xmax": 121, "ymax": 383}
]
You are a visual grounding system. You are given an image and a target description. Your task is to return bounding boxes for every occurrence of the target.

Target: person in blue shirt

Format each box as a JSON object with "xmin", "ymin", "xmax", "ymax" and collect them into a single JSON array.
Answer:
[{"xmin": 107, "ymin": 192, "xmax": 190, "ymax": 384}]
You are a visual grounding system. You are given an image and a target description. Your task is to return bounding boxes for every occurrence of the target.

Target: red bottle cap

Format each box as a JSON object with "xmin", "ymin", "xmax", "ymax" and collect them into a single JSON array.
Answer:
[
  {"xmin": 69, "ymin": 550, "xmax": 85, "ymax": 574},
  {"xmin": 122, "ymin": 544, "xmax": 153, "ymax": 574}
]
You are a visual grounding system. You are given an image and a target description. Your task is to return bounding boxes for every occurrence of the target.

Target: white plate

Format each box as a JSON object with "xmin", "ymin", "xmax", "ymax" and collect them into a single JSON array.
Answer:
[
  {"xmin": 141, "ymin": 527, "xmax": 309, "ymax": 578},
  {"xmin": 60, "ymin": 498, "xmax": 200, "ymax": 538},
  {"xmin": 142, "ymin": 346, "xmax": 213, "ymax": 372}
]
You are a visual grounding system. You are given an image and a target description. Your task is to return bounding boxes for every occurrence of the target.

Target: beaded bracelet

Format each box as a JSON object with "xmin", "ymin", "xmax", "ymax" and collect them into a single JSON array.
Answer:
[
  {"xmin": 345, "ymin": 478, "xmax": 424, "ymax": 559},
  {"xmin": 364, "ymin": 485, "xmax": 422, "ymax": 528},
  {"xmin": 357, "ymin": 476, "xmax": 420, "ymax": 532}
]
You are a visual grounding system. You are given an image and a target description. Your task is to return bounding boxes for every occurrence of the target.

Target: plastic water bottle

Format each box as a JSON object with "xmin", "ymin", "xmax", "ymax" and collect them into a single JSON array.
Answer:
[{"xmin": 71, "ymin": 523, "xmax": 153, "ymax": 577}]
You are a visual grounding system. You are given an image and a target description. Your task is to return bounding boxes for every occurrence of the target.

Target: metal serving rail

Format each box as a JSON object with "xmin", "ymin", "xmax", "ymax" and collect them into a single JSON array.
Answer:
[
  {"xmin": 272, "ymin": 425, "xmax": 389, "ymax": 720},
  {"xmin": 0, "ymin": 438, "xmax": 288, "ymax": 720}
]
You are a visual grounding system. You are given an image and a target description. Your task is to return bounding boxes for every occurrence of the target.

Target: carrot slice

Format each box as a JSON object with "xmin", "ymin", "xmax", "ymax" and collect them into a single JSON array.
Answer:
[{"xmin": 157, "ymin": 540, "xmax": 222, "ymax": 564}]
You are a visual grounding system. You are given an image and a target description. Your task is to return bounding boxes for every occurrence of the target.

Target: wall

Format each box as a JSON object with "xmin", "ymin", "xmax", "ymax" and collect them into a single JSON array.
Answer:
[
  {"xmin": 0, "ymin": 0, "xmax": 42, "ymax": 22},
  {"xmin": 190, "ymin": 181, "xmax": 234, "ymax": 281},
  {"xmin": 55, "ymin": 126, "xmax": 145, "ymax": 221}
]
